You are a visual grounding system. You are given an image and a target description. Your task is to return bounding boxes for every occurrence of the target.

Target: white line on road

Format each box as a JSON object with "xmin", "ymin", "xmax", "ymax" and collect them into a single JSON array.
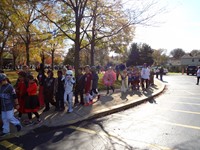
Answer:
[{"xmin": 159, "ymin": 108, "xmax": 200, "ymax": 115}]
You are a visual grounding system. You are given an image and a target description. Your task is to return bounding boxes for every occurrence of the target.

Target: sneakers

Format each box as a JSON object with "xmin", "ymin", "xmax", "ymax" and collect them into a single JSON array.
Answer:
[
  {"xmin": 0, "ymin": 132, "xmax": 10, "ymax": 137},
  {"xmin": 16, "ymin": 124, "xmax": 22, "ymax": 132},
  {"xmin": 67, "ymin": 108, "xmax": 73, "ymax": 113}
]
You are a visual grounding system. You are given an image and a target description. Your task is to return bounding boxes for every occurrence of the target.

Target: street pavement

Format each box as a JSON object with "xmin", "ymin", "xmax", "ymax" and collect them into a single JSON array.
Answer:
[{"xmin": 1, "ymin": 78, "xmax": 165, "ymax": 140}]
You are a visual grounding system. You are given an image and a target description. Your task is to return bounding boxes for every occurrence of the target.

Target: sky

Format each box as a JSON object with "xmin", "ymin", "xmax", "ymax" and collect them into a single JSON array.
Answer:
[{"xmin": 131, "ymin": 0, "xmax": 200, "ymax": 54}]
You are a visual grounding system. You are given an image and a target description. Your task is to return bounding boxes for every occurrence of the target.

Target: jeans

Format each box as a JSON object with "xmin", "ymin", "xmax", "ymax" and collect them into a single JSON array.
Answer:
[{"xmin": 2, "ymin": 109, "xmax": 20, "ymax": 133}]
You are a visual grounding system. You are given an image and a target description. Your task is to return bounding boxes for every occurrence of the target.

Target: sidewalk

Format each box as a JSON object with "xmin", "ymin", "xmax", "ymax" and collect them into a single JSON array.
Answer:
[{"xmin": 4, "ymin": 78, "xmax": 165, "ymax": 138}]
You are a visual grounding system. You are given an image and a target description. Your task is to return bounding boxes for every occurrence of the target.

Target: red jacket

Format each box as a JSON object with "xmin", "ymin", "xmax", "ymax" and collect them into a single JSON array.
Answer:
[{"xmin": 27, "ymin": 82, "xmax": 37, "ymax": 96}]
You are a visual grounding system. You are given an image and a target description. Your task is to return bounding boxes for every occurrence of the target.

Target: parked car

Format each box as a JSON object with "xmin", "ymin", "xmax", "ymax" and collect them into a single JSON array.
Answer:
[{"xmin": 186, "ymin": 66, "xmax": 197, "ymax": 75}]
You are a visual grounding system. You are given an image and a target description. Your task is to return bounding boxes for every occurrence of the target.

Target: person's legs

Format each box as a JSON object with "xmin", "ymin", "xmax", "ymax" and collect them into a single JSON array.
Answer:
[
  {"xmin": 28, "ymin": 112, "xmax": 32, "ymax": 120},
  {"xmin": 110, "ymin": 86, "xmax": 115, "ymax": 93},
  {"xmin": 55, "ymin": 95, "xmax": 60, "ymax": 110},
  {"xmin": 145, "ymin": 79, "xmax": 149, "ymax": 89},
  {"xmin": 68, "ymin": 92, "xmax": 73, "ymax": 112},
  {"xmin": 80, "ymin": 90, "xmax": 84, "ymax": 105},
  {"xmin": 44, "ymin": 95, "xmax": 50, "ymax": 111},
  {"xmin": 6, "ymin": 110, "xmax": 21, "ymax": 132},
  {"xmin": 160, "ymin": 74, "xmax": 163, "ymax": 81},
  {"xmin": 60, "ymin": 97, "xmax": 65, "ymax": 110},
  {"xmin": 33, "ymin": 112, "xmax": 41, "ymax": 123},
  {"xmin": 74, "ymin": 90, "xmax": 79, "ymax": 104},
  {"xmin": 197, "ymin": 77, "xmax": 200, "ymax": 85},
  {"xmin": 18, "ymin": 112, "xmax": 22, "ymax": 119},
  {"xmin": 2, "ymin": 111, "xmax": 10, "ymax": 133},
  {"xmin": 141, "ymin": 78, "xmax": 145, "ymax": 90},
  {"xmin": 106, "ymin": 86, "xmax": 109, "ymax": 94}
]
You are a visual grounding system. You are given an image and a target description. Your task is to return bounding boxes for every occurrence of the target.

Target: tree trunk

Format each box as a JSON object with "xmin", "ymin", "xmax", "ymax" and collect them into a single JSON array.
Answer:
[
  {"xmin": 90, "ymin": 1, "xmax": 97, "ymax": 66},
  {"xmin": 74, "ymin": 6, "xmax": 81, "ymax": 77},
  {"xmin": 74, "ymin": 36, "xmax": 80, "ymax": 76},
  {"xmin": 51, "ymin": 49, "xmax": 55, "ymax": 70},
  {"xmin": 41, "ymin": 51, "xmax": 45, "ymax": 65},
  {"xmin": 25, "ymin": 42, "xmax": 30, "ymax": 66},
  {"xmin": 0, "ymin": 51, "xmax": 3, "ymax": 70},
  {"xmin": 13, "ymin": 55, "xmax": 16, "ymax": 70}
]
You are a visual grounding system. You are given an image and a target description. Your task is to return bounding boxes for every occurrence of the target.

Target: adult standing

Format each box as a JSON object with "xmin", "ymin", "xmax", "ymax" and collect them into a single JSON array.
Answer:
[
  {"xmin": 141, "ymin": 63, "xmax": 150, "ymax": 91},
  {"xmin": 159, "ymin": 66, "xmax": 164, "ymax": 81},
  {"xmin": 155, "ymin": 67, "xmax": 160, "ymax": 78},
  {"xmin": 196, "ymin": 66, "xmax": 200, "ymax": 85}
]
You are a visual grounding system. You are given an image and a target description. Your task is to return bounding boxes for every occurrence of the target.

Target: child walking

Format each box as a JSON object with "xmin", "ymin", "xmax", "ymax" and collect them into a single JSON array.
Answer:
[
  {"xmin": 74, "ymin": 68, "xmax": 85, "ymax": 106},
  {"xmin": 120, "ymin": 70, "xmax": 128, "ymax": 93},
  {"xmin": 24, "ymin": 75, "xmax": 41, "ymax": 125},
  {"xmin": 54, "ymin": 70, "xmax": 65, "ymax": 111},
  {"xmin": 84, "ymin": 65, "xmax": 93, "ymax": 106},
  {"xmin": 64, "ymin": 70, "xmax": 75, "ymax": 113},
  {"xmin": 0, "ymin": 73, "xmax": 21, "ymax": 137},
  {"xmin": 90, "ymin": 66, "xmax": 100, "ymax": 100},
  {"xmin": 15, "ymin": 71, "xmax": 28, "ymax": 120},
  {"xmin": 103, "ymin": 67, "xmax": 116, "ymax": 95}
]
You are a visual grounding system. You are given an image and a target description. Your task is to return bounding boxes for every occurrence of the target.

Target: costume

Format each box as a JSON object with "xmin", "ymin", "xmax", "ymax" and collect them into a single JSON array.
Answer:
[
  {"xmin": 131, "ymin": 69, "xmax": 140, "ymax": 90},
  {"xmin": 25, "ymin": 77, "xmax": 40, "ymax": 125},
  {"xmin": 36, "ymin": 65, "xmax": 46, "ymax": 107},
  {"xmin": 43, "ymin": 70, "xmax": 56, "ymax": 112},
  {"xmin": 64, "ymin": 70, "xmax": 75, "ymax": 113},
  {"xmin": 54, "ymin": 71, "xmax": 65, "ymax": 111},
  {"xmin": 121, "ymin": 71, "xmax": 128, "ymax": 93},
  {"xmin": 74, "ymin": 72, "xmax": 85, "ymax": 105},
  {"xmin": 84, "ymin": 71, "xmax": 93, "ymax": 105},
  {"xmin": 16, "ymin": 71, "xmax": 28, "ymax": 118},
  {"xmin": 0, "ymin": 74, "xmax": 21, "ymax": 135},
  {"xmin": 90, "ymin": 67, "xmax": 99, "ymax": 100},
  {"xmin": 103, "ymin": 68, "xmax": 116, "ymax": 94},
  {"xmin": 25, "ymin": 81, "xmax": 40, "ymax": 113}
]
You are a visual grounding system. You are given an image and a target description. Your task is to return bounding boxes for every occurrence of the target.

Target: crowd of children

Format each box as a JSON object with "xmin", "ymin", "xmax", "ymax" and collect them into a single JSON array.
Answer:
[{"xmin": 0, "ymin": 63, "xmax": 157, "ymax": 136}]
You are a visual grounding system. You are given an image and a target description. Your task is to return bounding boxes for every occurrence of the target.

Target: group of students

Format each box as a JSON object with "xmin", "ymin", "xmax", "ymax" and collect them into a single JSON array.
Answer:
[
  {"xmin": 0, "ymin": 64, "xmax": 102, "ymax": 136},
  {"xmin": 0, "ymin": 62, "xmax": 157, "ymax": 137},
  {"xmin": 113, "ymin": 63, "xmax": 155, "ymax": 93}
]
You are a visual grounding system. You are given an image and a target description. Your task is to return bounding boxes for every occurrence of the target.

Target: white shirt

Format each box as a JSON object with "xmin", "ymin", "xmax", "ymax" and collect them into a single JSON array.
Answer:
[
  {"xmin": 197, "ymin": 69, "xmax": 200, "ymax": 77},
  {"xmin": 141, "ymin": 67, "xmax": 150, "ymax": 79}
]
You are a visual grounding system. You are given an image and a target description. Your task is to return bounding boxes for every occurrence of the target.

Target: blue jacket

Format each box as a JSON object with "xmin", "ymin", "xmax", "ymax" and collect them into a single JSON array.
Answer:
[{"xmin": 0, "ymin": 83, "xmax": 17, "ymax": 111}]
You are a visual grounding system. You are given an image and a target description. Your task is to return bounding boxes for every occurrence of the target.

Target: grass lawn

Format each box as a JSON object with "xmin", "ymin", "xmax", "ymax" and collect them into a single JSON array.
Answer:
[{"xmin": 4, "ymin": 69, "xmax": 121, "ymax": 91}]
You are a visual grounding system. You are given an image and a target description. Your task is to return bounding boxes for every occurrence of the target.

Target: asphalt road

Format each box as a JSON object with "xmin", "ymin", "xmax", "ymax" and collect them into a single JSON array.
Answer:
[{"xmin": 1, "ymin": 74, "xmax": 200, "ymax": 150}]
